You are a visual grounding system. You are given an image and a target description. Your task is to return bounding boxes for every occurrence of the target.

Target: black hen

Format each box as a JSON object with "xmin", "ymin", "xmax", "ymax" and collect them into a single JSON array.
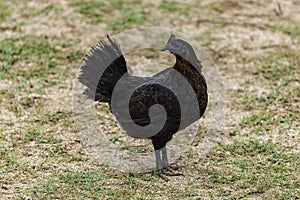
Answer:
[{"xmin": 79, "ymin": 34, "xmax": 208, "ymax": 176}]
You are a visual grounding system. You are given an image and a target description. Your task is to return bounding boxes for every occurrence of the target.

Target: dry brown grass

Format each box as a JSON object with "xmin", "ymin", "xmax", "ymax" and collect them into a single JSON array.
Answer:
[{"xmin": 0, "ymin": 0, "xmax": 299, "ymax": 199}]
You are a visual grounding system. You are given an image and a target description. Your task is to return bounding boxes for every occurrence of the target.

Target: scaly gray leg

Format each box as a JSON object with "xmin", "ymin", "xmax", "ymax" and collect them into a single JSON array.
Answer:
[
  {"xmin": 155, "ymin": 149, "xmax": 162, "ymax": 171},
  {"xmin": 159, "ymin": 147, "xmax": 183, "ymax": 176},
  {"xmin": 161, "ymin": 146, "xmax": 179, "ymax": 170},
  {"xmin": 155, "ymin": 149, "xmax": 169, "ymax": 180},
  {"xmin": 161, "ymin": 146, "xmax": 169, "ymax": 167}
]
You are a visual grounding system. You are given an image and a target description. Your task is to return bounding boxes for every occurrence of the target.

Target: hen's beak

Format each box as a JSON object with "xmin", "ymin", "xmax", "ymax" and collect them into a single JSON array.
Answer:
[
  {"xmin": 161, "ymin": 44, "xmax": 170, "ymax": 51},
  {"xmin": 161, "ymin": 34, "xmax": 175, "ymax": 51}
]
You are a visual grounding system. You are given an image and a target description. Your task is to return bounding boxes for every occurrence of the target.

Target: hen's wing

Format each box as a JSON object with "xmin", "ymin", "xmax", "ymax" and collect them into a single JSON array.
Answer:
[
  {"xmin": 111, "ymin": 68, "xmax": 201, "ymax": 138},
  {"xmin": 128, "ymin": 82, "xmax": 181, "ymax": 127}
]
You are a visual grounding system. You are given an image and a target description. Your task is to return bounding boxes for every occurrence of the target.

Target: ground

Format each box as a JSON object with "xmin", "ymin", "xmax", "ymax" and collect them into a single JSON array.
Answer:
[{"xmin": 0, "ymin": 0, "xmax": 299, "ymax": 199}]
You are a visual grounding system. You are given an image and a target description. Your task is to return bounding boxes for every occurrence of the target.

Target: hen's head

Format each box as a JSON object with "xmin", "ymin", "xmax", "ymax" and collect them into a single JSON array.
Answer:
[{"xmin": 161, "ymin": 34, "xmax": 201, "ymax": 69}]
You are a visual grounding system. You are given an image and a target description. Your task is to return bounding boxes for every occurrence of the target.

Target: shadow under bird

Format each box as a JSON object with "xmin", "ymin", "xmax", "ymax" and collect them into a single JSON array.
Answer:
[{"xmin": 79, "ymin": 34, "xmax": 208, "ymax": 178}]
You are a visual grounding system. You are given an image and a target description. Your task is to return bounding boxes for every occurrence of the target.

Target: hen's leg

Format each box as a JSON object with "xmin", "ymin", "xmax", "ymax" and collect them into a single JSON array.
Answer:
[
  {"xmin": 155, "ymin": 149, "xmax": 169, "ymax": 180},
  {"xmin": 161, "ymin": 147, "xmax": 183, "ymax": 176},
  {"xmin": 155, "ymin": 149, "xmax": 162, "ymax": 171},
  {"xmin": 161, "ymin": 146, "xmax": 169, "ymax": 168},
  {"xmin": 161, "ymin": 146, "xmax": 179, "ymax": 170}
]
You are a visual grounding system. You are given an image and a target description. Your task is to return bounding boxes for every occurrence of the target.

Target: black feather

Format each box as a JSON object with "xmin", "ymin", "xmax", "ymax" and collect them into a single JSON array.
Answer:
[{"xmin": 79, "ymin": 35, "xmax": 208, "ymax": 151}]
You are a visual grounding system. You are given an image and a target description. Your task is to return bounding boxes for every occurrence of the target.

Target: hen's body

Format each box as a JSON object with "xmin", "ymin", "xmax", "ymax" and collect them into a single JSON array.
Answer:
[{"xmin": 79, "ymin": 35, "xmax": 208, "ymax": 176}]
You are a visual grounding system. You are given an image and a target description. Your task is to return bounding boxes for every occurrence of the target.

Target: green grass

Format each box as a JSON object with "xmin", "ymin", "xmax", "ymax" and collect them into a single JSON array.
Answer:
[
  {"xmin": 24, "ymin": 133, "xmax": 300, "ymax": 199},
  {"xmin": 211, "ymin": 3, "xmax": 224, "ymax": 13},
  {"xmin": 40, "ymin": 4, "xmax": 62, "ymax": 15},
  {"xmin": 0, "ymin": 35, "xmax": 58, "ymax": 79},
  {"xmin": 0, "ymin": 88, "xmax": 15, "ymax": 99},
  {"xmin": 0, "ymin": 35, "xmax": 84, "ymax": 95},
  {"xmin": 223, "ymin": 50, "xmax": 300, "ymax": 196},
  {"xmin": 0, "ymin": 1, "xmax": 11, "ymax": 23},
  {"xmin": 228, "ymin": 55, "xmax": 299, "ymax": 140},
  {"xmin": 40, "ymin": 110, "xmax": 72, "ymax": 125},
  {"xmin": 30, "ymin": 170, "xmax": 109, "ymax": 198},
  {"xmin": 209, "ymin": 139, "xmax": 300, "ymax": 198},
  {"xmin": 4, "ymin": 127, "xmax": 64, "ymax": 148},
  {"xmin": 25, "ymin": 168, "xmax": 209, "ymax": 199},
  {"xmin": 158, "ymin": 0, "xmax": 192, "ymax": 17},
  {"xmin": 71, "ymin": 0, "xmax": 109, "ymax": 24},
  {"xmin": 194, "ymin": 30, "xmax": 218, "ymax": 47},
  {"xmin": 241, "ymin": 111, "xmax": 277, "ymax": 135},
  {"xmin": 0, "ymin": 34, "xmax": 81, "ymax": 128},
  {"xmin": 252, "ymin": 53, "xmax": 298, "ymax": 82},
  {"xmin": 71, "ymin": 0, "xmax": 149, "ymax": 30},
  {"xmin": 0, "ymin": 35, "xmax": 77, "ymax": 69},
  {"xmin": 27, "ymin": 169, "xmax": 116, "ymax": 199},
  {"xmin": 268, "ymin": 24, "xmax": 300, "ymax": 38},
  {"xmin": 209, "ymin": 2, "xmax": 239, "ymax": 14},
  {"xmin": 26, "ymin": 169, "xmax": 163, "ymax": 199},
  {"xmin": 71, "ymin": 0, "xmax": 194, "ymax": 30},
  {"xmin": 0, "ymin": 110, "xmax": 73, "ymax": 177},
  {"xmin": 232, "ymin": 51, "xmax": 299, "ymax": 122},
  {"xmin": 18, "ymin": 3, "xmax": 62, "ymax": 19}
]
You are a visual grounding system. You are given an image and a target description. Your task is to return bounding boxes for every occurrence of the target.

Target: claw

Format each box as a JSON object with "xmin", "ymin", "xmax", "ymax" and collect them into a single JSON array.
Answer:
[
  {"xmin": 157, "ymin": 169, "xmax": 169, "ymax": 181},
  {"xmin": 168, "ymin": 163, "xmax": 179, "ymax": 171},
  {"xmin": 157, "ymin": 167, "xmax": 184, "ymax": 181},
  {"xmin": 155, "ymin": 147, "xmax": 184, "ymax": 180},
  {"xmin": 163, "ymin": 166, "xmax": 184, "ymax": 176}
]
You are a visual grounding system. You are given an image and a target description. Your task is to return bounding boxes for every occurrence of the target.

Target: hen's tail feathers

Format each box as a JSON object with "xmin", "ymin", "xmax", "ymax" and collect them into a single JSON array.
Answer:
[{"xmin": 78, "ymin": 36, "xmax": 127, "ymax": 102}]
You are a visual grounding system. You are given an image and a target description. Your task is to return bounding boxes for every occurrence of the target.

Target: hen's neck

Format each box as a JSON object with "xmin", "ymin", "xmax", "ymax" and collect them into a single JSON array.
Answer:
[{"xmin": 173, "ymin": 55, "xmax": 204, "ymax": 84}]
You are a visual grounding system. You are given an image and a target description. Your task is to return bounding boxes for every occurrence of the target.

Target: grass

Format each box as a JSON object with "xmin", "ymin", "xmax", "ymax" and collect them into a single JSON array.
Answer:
[
  {"xmin": 1, "ymin": 110, "xmax": 69, "ymax": 153},
  {"xmin": 0, "ymin": 35, "xmax": 61, "ymax": 79},
  {"xmin": 241, "ymin": 111, "xmax": 276, "ymax": 135},
  {"xmin": 252, "ymin": 52, "xmax": 299, "ymax": 82},
  {"xmin": 28, "ymin": 169, "xmax": 111, "ymax": 199},
  {"xmin": 158, "ymin": 0, "xmax": 192, "ymax": 17},
  {"xmin": 71, "ymin": 0, "xmax": 194, "ymax": 30},
  {"xmin": 222, "ymin": 50, "xmax": 300, "ymax": 198},
  {"xmin": 268, "ymin": 24, "xmax": 300, "ymax": 38},
  {"xmin": 71, "ymin": 0, "xmax": 111, "ymax": 24},
  {"xmin": 71, "ymin": 0, "xmax": 149, "ymax": 30},
  {"xmin": 193, "ymin": 30, "xmax": 218, "ymax": 47},
  {"xmin": 211, "ymin": 3, "xmax": 224, "ymax": 13},
  {"xmin": 25, "ymin": 169, "xmax": 209, "ymax": 199},
  {"xmin": 1, "ymin": 0, "xmax": 299, "ymax": 199},
  {"xmin": 0, "ymin": 1, "xmax": 10, "ymax": 23},
  {"xmin": 208, "ymin": 139, "xmax": 300, "ymax": 198},
  {"xmin": 0, "ymin": 35, "xmax": 84, "ymax": 96},
  {"xmin": 208, "ymin": 1, "xmax": 239, "ymax": 13},
  {"xmin": 232, "ymin": 51, "xmax": 299, "ymax": 127}
]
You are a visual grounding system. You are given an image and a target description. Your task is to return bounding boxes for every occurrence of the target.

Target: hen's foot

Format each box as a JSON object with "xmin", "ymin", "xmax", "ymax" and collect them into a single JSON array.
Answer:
[
  {"xmin": 157, "ymin": 167, "xmax": 184, "ymax": 181},
  {"xmin": 167, "ymin": 163, "xmax": 179, "ymax": 171},
  {"xmin": 157, "ymin": 169, "xmax": 170, "ymax": 181},
  {"xmin": 163, "ymin": 166, "xmax": 184, "ymax": 176}
]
